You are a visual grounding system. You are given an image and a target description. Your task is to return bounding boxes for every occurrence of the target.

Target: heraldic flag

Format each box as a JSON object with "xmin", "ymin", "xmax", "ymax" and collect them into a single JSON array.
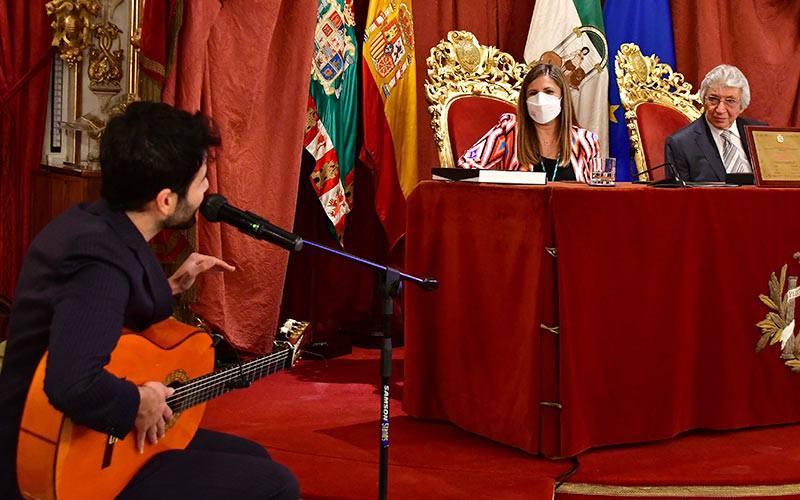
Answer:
[
  {"xmin": 524, "ymin": 0, "xmax": 609, "ymax": 156},
  {"xmin": 603, "ymin": 0, "xmax": 676, "ymax": 182},
  {"xmin": 360, "ymin": 0, "xmax": 418, "ymax": 249},
  {"xmin": 304, "ymin": 0, "xmax": 358, "ymax": 246}
]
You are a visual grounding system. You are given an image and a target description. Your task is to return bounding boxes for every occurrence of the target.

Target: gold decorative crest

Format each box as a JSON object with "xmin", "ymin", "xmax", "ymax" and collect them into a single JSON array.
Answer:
[
  {"xmin": 756, "ymin": 255, "xmax": 800, "ymax": 372},
  {"xmin": 425, "ymin": 31, "xmax": 529, "ymax": 169},
  {"xmin": 615, "ymin": 43, "xmax": 703, "ymax": 178},
  {"xmin": 46, "ymin": 0, "xmax": 101, "ymax": 66}
]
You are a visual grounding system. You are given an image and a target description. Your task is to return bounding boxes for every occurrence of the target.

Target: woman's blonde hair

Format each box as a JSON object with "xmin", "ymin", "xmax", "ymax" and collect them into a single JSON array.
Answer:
[{"xmin": 516, "ymin": 63, "xmax": 576, "ymax": 168}]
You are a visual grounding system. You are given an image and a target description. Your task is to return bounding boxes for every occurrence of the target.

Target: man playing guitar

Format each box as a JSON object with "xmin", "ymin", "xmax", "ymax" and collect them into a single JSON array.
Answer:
[{"xmin": 0, "ymin": 102, "xmax": 300, "ymax": 500}]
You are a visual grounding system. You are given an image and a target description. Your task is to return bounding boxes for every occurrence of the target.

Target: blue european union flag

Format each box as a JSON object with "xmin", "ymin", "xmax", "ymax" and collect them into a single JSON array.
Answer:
[{"xmin": 603, "ymin": 0, "xmax": 675, "ymax": 181}]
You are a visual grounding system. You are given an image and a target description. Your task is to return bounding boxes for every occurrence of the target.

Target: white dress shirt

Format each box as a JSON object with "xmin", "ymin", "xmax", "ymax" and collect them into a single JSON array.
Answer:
[{"xmin": 704, "ymin": 116, "xmax": 752, "ymax": 173}]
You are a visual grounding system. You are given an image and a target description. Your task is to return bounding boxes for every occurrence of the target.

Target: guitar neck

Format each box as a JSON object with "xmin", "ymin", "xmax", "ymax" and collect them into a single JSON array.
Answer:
[{"xmin": 167, "ymin": 347, "xmax": 292, "ymax": 413}]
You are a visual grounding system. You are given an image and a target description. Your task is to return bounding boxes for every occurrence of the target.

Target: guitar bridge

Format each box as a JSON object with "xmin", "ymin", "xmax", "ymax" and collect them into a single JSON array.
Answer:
[{"xmin": 102, "ymin": 435, "xmax": 117, "ymax": 468}]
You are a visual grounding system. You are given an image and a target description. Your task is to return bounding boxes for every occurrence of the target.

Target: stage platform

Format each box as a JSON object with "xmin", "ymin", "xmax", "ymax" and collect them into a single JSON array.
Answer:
[{"xmin": 201, "ymin": 347, "xmax": 800, "ymax": 499}]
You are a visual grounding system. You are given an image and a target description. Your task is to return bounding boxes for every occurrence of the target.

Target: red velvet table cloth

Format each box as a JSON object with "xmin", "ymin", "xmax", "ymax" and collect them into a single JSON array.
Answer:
[{"xmin": 403, "ymin": 181, "xmax": 800, "ymax": 457}]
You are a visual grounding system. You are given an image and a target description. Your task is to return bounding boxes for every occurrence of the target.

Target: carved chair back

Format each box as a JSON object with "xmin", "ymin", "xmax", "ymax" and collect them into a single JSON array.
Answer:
[
  {"xmin": 615, "ymin": 43, "xmax": 703, "ymax": 180},
  {"xmin": 425, "ymin": 31, "xmax": 530, "ymax": 168}
]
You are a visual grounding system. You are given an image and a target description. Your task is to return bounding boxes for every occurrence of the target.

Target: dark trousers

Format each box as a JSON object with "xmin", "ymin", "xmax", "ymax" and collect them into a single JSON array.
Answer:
[{"xmin": 116, "ymin": 429, "xmax": 299, "ymax": 500}]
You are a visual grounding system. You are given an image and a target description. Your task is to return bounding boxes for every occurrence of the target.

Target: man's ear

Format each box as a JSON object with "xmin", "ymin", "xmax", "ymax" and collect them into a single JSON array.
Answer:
[{"xmin": 152, "ymin": 188, "xmax": 177, "ymax": 217}]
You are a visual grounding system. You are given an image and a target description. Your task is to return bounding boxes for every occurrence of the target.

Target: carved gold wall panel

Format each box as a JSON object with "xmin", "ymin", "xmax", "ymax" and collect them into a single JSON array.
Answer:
[
  {"xmin": 46, "ymin": 0, "xmax": 101, "ymax": 66},
  {"xmin": 89, "ymin": 21, "xmax": 124, "ymax": 91}
]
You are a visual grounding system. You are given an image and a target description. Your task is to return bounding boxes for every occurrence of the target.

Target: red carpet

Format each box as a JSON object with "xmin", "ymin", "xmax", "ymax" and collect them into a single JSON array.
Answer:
[{"xmin": 201, "ymin": 347, "xmax": 800, "ymax": 499}]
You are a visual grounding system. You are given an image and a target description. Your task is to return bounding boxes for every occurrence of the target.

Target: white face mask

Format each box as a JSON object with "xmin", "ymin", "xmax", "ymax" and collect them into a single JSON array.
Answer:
[{"xmin": 526, "ymin": 93, "xmax": 562, "ymax": 124}]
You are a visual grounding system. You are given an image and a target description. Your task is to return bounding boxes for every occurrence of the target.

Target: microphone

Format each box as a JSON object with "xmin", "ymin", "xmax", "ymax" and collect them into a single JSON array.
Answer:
[
  {"xmin": 200, "ymin": 194, "xmax": 303, "ymax": 252},
  {"xmin": 630, "ymin": 162, "xmax": 686, "ymax": 188}
]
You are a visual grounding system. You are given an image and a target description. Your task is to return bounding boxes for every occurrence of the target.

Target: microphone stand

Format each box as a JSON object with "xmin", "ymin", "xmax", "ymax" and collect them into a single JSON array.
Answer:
[
  {"xmin": 630, "ymin": 161, "xmax": 687, "ymax": 188},
  {"xmin": 301, "ymin": 240, "xmax": 437, "ymax": 500}
]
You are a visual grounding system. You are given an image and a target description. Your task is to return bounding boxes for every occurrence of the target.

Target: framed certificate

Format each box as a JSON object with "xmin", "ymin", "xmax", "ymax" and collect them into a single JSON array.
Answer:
[{"xmin": 744, "ymin": 126, "xmax": 800, "ymax": 187}]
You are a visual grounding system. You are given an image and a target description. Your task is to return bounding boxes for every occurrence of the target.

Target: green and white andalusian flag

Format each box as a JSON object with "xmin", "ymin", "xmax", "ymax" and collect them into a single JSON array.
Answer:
[
  {"xmin": 524, "ymin": 0, "xmax": 609, "ymax": 155},
  {"xmin": 304, "ymin": 0, "xmax": 358, "ymax": 246}
]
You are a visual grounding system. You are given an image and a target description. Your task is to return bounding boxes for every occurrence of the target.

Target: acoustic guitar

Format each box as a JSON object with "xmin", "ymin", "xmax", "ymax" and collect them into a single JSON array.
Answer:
[{"xmin": 16, "ymin": 317, "xmax": 310, "ymax": 500}]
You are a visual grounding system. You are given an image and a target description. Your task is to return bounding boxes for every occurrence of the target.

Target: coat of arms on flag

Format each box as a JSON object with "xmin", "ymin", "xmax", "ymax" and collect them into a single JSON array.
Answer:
[
  {"xmin": 312, "ymin": 0, "xmax": 356, "ymax": 97},
  {"xmin": 365, "ymin": 1, "xmax": 415, "ymax": 98},
  {"xmin": 538, "ymin": 26, "xmax": 608, "ymax": 91}
]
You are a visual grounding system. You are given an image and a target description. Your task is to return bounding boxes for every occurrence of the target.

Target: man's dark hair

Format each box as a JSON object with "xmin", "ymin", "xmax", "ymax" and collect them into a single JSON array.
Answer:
[{"xmin": 100, "ymin": 101, "xmax": 221, "ymax": 211}]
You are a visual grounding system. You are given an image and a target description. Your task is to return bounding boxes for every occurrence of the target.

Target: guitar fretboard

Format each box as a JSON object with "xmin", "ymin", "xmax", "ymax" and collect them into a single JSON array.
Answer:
[{"xmin": 166, "ymin": 347, "xmax": 292, "ymax": 413}]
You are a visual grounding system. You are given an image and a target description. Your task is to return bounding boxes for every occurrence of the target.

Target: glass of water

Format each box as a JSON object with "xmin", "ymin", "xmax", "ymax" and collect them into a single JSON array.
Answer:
[{"xmin": 590, "ymin": 157, "xmax": 616, "ymax": 186}]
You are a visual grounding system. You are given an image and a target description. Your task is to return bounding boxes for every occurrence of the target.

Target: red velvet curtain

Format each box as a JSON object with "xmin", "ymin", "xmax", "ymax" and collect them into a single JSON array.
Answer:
[
  {"xmin": 0, "ymin": 1, "xmax": 52, "ymax": 339},
  {"xmin": 163, "ymin": 0, "xmax": 318, "ymax": 354},
  {"xmin": 671, "ymin": 0, "xmax": 800, "ymax": 127}
]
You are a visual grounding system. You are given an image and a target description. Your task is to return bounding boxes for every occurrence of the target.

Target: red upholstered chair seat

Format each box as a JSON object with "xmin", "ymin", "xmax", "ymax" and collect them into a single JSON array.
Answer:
[
  {"xmin": 636, "ymin": 103, "xmax": 692, "ymax": 181},
  {"xmin": 447, "ymin": 97, "xmax": 517, "ymax": 162}
]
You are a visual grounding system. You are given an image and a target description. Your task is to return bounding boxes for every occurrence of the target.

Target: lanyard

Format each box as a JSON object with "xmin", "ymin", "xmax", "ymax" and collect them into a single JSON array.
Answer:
[{"xmin": 540, "ymin": 151, "xmax": 561, "ymax": 182}]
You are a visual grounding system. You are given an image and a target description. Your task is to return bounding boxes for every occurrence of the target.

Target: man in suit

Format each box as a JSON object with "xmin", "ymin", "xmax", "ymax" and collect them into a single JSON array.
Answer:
[
  {"xmin": 0, "ymin": 102, "xmax": 300, "ymax": 499},
  {"xmin": 664, "ymin": 64, "xmax": 767, "ymax": 183}
]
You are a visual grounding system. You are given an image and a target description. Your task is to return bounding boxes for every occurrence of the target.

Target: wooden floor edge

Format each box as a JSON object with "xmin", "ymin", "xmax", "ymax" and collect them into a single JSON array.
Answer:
[{"xmin": 556, "ymin": 482, "xmax": 800, "ymax": 497}]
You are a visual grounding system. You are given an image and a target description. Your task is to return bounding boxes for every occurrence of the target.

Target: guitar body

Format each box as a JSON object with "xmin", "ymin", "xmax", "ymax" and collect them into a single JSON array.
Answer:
[{"xmin": 17, "ymin": 319, "xmax": 214, "ymax": 500}]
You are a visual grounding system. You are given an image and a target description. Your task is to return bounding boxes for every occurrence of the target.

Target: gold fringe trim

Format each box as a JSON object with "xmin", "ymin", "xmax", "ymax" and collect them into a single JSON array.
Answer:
[
  {"xmin": 558, "ymin": 482, "xmax": 800, "ymax": 497},
  {"xmin": 140, "ymin": 54, "xmax": 166, "ymax": 77}
]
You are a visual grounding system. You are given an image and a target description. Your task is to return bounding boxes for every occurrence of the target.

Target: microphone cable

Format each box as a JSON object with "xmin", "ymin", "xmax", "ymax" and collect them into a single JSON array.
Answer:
[{"xmin": 554, "ymin": 456, "xmax": 580, "ymax": 490}]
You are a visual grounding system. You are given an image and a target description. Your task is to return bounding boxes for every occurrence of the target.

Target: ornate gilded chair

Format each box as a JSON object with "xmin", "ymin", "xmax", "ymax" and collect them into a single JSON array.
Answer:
[
  {"xmin": 425, "ymin": 31, "xmax": 530, "ymax": 168},
  {"xmin": 615, "ymin": 43, "xmax": 703, "ymax": 180}
]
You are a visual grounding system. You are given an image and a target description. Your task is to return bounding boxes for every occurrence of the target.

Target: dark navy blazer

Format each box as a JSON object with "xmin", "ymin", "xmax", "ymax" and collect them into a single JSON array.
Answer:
[
  {"xmin": 0, "ymin": 199, "xmax": 173, "ymax": 499},
  {"xmin": 664, "ymin": 116, "xmax": 767, "ymax": 182}
]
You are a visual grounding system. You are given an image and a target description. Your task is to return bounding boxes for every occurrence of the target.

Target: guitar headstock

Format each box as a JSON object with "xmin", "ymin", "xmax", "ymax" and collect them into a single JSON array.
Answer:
[{"xmin": 274, "ymin": 319, "xmax": 311, "ymax": 368}]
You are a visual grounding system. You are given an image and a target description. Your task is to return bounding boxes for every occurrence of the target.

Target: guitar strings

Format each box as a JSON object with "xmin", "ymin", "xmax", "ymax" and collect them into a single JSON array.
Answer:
[
  {"xmin": 166, "ymin": 323, "xmax": 306, "ymax": 409},
  {"xmin": 168, "ymin": 356, "xmax": 284, "ymax": 410},
  {"xmin": 166, "ymin": 347, "xmax": 293, "ymax": 410},
  {"xmin": 168, "ymin": 350, "xmax": 286, "ymax": 407}
]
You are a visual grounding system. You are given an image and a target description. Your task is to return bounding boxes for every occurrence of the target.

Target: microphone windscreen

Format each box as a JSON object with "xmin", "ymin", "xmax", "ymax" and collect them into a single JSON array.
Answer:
[{"xmin": 200, "ymin": 194, "xmax": 227, "ymax": 222}]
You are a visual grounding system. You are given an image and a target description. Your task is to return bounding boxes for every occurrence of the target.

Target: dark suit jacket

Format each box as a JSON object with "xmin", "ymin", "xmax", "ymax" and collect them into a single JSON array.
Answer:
[
  {"xmin": 0, "ymin": 199, "xmax": 173, "ymax": 499},
  {"xmin": 664, "ymin": 116, "xmax": 767, "ymax": 182}
]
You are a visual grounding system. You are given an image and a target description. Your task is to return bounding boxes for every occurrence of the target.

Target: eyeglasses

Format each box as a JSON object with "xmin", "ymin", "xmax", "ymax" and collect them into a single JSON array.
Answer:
[{"xmin": 705, "ymin": 95, "xmax": 740, "ymax": 109}]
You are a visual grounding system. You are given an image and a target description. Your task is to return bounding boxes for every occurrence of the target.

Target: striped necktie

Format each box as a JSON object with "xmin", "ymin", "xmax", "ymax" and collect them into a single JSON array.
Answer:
[{"xmin": 721, "ymin": 129, "xmax": 750, "ymax": 173}]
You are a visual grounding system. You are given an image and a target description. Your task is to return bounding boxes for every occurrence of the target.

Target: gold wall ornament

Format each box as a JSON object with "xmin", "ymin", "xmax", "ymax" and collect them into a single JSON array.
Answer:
[
  {"xmin": 615, "ymin": 43, "xmax": 703, "ymax": 178},
  {"xmin": 46, "ymin": 0, "xmax": 101, "ymax": 66},
  {"xmin": 88, "ymin": 21, "xmax": 124, "ymax": 92},
  {"xmin": 425, "ymin": 31, "xmax": 529, "ymax": 169},
  {"xmin": 756, "ymin": 256, "xmax": 800, "ymax": 373}
]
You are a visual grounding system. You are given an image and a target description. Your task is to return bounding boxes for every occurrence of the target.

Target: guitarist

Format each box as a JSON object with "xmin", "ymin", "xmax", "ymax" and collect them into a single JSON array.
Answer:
[{"xmin": 0, "ymin": 102, "xmax": 300, "ymax": 500}]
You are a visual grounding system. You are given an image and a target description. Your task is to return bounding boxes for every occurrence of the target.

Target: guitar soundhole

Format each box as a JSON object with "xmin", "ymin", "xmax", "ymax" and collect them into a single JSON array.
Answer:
[{"xmin": 163, "ymin": 369, "xmax": 189, "ymax": 431}]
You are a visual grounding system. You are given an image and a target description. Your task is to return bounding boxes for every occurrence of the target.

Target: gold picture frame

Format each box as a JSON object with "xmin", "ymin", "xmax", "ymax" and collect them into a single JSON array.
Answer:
[{"xmin": 745, "ymin": 126, "xmax": 800, "ymax": 187}]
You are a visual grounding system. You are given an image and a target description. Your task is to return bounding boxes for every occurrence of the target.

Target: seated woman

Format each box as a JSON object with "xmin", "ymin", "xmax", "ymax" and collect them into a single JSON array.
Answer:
[{"xmin": 457, "ymin": 63, "xmax": 600, "ymax": 182}]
